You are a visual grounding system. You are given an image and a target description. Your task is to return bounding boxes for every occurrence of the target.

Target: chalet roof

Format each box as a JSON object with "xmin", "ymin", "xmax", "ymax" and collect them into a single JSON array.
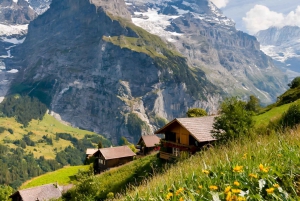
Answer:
[
  {"xmin": 97, "ymin": 146, "xmax": 136, "ymax": 160},
  {"xmin": 138, "ymin": 135, "xmax": 160, "ymax": 147},
  {"xmin": 10, "ymin": 184, "xmax": 63, "ymax": 201},
  {"xmin": 155, "ymin": 116, "xmax": 217, "ymax": 142},
  {"xmin": 86, "ymin": 148, "xmax": 98, "ymax": 155}
]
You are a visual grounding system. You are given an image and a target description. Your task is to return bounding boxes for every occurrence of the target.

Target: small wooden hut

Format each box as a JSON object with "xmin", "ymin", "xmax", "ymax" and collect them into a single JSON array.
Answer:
[
  {"xmin": 93, "ymin": 146, "xmax": 136, "ymax": 174},
  {"xmin": 137, "ymin": 135, "xmax": 160, "ymax": 155}
]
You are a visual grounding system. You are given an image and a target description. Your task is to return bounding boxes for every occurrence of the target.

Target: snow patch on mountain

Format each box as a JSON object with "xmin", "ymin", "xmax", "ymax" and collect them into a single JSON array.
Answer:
[
  {"xmin": 132, "ymin": 9, "xmax": 183, "ymax": 42},
  {"xmin": 0, "ymin": 24, "xmax": 28, "ymax": 37}
]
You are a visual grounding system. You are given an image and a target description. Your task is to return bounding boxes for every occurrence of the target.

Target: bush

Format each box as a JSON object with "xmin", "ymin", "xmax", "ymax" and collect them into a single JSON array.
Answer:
[
  {"xmin": 186, "ymin": 108, "xmax": 207, "ymax": 117},
  {"xmin": 0, "ymin": 127, "xmax": 5, "ymax": 134},
  {"xmin": 280, "ymin": 104, "xmax": 300, "ymax": 129},
  {"xmin": 212, "ymin": 97, "xmax": 254, "ymax": 142},
  {"xmin": 288, "ymin": 77, "xmax": 300, "ymax": 89},
  {"xmin": 7, "ymin": 128, "xmax": 13, "ymax": 134}
]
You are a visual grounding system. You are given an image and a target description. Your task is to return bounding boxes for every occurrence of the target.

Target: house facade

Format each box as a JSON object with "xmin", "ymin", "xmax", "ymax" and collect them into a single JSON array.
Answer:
[
  {"xmin": 93, "ymin": 146, "xmax": 136, "ymax": 174},
  {"xmin": 155, "ymin": 116, "xmax": 216, "ymax": 160},
  {"xmin": 137, "ymin": 135, "xmax": 160, "ymax": 155}
]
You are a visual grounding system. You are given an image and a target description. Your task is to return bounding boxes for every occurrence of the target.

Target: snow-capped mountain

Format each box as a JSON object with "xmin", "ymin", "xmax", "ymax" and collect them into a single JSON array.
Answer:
[
  {"xmin": 256, "ymin": 26, "xmax": 300, "ymax": 80},
  {"xmin": 125, "ymin": 0, "xmax": 287, "ymax": 104}
]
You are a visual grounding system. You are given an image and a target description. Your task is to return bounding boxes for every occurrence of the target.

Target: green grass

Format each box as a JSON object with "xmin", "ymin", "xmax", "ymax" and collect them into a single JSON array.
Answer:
[
  {"xmin": 0, "ymin": 114, "xmax": 102, "ymax": 159},
  {"xmin": 114, "ymin": 128, "xmax": 300, "ymax": 201},
  {"xmin": 20, "ymin": 165, "xmax": 90, "ymax": 189},
  {"xmin": 254, "ymin": 99, "xmax": 300, "ymax": 127},
  {"xmin": 65, "ymin": 154, "xmax": 164, "ymax": 200}
]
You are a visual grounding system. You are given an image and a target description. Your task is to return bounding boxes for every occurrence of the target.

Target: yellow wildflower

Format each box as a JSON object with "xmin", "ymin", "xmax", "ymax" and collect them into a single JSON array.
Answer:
[
  {"xmin": 238, "ymin": 196, "xmax": 246, "ymax": 201},
  {"xmin": 242, "ymin": 153, "xmax": 247, "ymax": 159},
  {"xmin": 198, "ymin": 185, "xmax": 203, "ymax": 189},
  {"xmin": 266, "ymin": 188, "xmax": 275, "ymax": 194},
  {"xmin": 278, "ymin": 154, "xmax": 282, "ymax": 157},
  {"xmin": 176, "ymin": 188, "xmax": 184, "ymax": 196},
  {"xmin": 224, "ymin": 186, "xmax": 231, "ymax": 194},
  {"xmin": 234, "ymin": 181, "xmax": 240, "ymax": 186},
  {"xmin": 259, "ymin": 164, "xmax": 269, "ymax": 173},
  {"xmin": 226, "ymin": 192, "xmax": 232, "ymax": 201},
  {"xmin": 232, "ymin": 189, "xmax": 241, "ymax": 194},
  {"xmin": 179, "ymin": 197, "xmax": 184, "ymax": 201},
  {"xmin": 166, "ymin": 192, "xmax": 173, "ymax": 200},
  {"xmin": 273, "ymin": 184, "xmax": 280, "ymax": 188},
  {"xmin": 233, "ymin": 165, "xmax": 243, "ymax": 173},
  {"xmin": 202, "ymin": 169, "xmax": 210, "ymax": 174},
  {"xmin": 249, "ymin": 173, "xmax": 258, "ymax": 179},
  {"xmin": 209, "ymin": 185, "xmax": 218, "ymax": 191}
]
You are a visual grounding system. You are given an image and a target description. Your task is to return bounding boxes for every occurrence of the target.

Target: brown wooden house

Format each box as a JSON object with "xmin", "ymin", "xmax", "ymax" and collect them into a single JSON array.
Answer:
[
  {"xmin": 86, "ymin": 148, "xmax": 98, "ymax": 158},
  {"xmin": 137, "ymin": 135, "xmax": 160, "ymax": 155},
  {"xmin": 93, "ymin": 146, "xmax": 136, "ymax": 174},
  {"xmin": 155, "ymin": 116, "xmax": 216, "ymax": 160}
]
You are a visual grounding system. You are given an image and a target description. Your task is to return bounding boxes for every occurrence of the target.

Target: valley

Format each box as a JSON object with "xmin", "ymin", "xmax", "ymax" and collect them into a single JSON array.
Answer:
[{"xmin": 0, "ymin": 0, "xmax": 299, "ymax": 200}]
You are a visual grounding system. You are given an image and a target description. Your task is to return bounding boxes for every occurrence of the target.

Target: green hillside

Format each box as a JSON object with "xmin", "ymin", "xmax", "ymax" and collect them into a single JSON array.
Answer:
[
  {"xmin": 20, "ymin": 165, "xmax": 90, "ymax": 189},
  {"xmin": 0, "ymin": 114, "xmax": 110, "ymax": 159},
  {"xmin": 0, "ymin": 95, "xmax": 111, "ymax": 188}
]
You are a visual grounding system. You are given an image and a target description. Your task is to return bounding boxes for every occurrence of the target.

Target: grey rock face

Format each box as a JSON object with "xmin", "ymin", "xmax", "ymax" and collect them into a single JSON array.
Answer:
[
  {"xmin": 127, "ymin": 0, "xmax": 288, "ymax": 104},
  {"xmin": 256, "ymin": 26, "xmax": 300, "ymax": 79},
  {"xmin": 0, "ymin": 0, "xmax": 36, "ymax": 25},
  {"xmin": 8, "ymin": 0, "xmax": 219, "ymax": 143}
]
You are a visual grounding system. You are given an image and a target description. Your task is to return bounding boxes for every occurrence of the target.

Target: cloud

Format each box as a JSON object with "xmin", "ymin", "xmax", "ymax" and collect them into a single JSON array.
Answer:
[
  {"xmin": 210, "ymin": 0, "xmax": 229, "ymax": 8},
  {"xmin": 243, "ymin": 5, "xmax": 300, "ymax": 34}
]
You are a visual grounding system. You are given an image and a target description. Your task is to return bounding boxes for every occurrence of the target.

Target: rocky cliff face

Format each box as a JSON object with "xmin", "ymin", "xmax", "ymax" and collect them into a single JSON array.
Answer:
[
  {"xmin": 8, "ymin": 0, "xmax": 219, "ymax": 143},
  {"xmin": 256, "ymin": 26, "xmax": 300, "ymax": 79},
  {"xmin": 126, "ymin": 0, "xmax": 288, "ymax": 104}
]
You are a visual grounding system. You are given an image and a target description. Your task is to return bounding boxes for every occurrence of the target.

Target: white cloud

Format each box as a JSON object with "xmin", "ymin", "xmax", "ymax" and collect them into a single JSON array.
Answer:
[
  {"xmin": 210, "ymin": 0, "xmax": 229, "ymax": 8},
  {"xmin": 243, "ymin": 5, "xmax": 300, "ymax": 34}
]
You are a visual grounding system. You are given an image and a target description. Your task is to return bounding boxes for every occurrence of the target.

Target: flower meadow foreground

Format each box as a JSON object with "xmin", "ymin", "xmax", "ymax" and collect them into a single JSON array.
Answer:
[{"xmin": 121, "ymin": 133, "xmax": 300, "ymax": 201}]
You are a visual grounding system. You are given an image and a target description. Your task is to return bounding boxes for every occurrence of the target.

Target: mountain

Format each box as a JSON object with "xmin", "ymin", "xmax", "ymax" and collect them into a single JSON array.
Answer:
[
  {"xmin": 125, "ymin": 0, "xmax": 288, "ymax": 104},
  {"xmin": 256, "ymin": 26, "xmax": 300, "ymax": 80},
  {"xmin": 3, "ymin": 0, "xmax": 288, "ymax": 143},
  {"xmin": 6, "ymin": 0, "xmax": 219, "ymax": 143}
]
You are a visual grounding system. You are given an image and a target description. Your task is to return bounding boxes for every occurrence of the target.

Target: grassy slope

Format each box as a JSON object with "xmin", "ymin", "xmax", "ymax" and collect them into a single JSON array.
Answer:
[
  {"xmin": 115, "ymin": 128, "xmax": 300, "ymax": 201},
  {"xmin": 20, "ymin": 165, "xmax": 89, "ymax": 189},
  {"xmin": 254, "ymin": 99, "xmax": 300, "ymax": 127},
  {"xmin": 66, "ymin": 154, "xmax": 163, "ymax": 200},
  {"xmin": 0, "ymin": 114, "xmax": 101, "ymax": 159}
]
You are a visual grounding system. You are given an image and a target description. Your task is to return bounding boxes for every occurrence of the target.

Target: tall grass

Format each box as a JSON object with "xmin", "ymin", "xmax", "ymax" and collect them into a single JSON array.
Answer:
[{"xmin": 115, "ymin": 127, "xmax": 300, "ymax": 201}]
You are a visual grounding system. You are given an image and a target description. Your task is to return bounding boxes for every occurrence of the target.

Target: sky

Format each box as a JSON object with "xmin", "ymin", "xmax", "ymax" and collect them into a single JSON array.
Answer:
[{"xmin": 210, "ymin": 0, "xmax": 300, "ymax": 34}]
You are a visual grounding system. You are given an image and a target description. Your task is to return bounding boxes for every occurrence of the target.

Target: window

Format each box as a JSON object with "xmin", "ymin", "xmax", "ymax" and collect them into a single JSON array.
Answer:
[
  {"xmin": 99, "ymin": 159, "xmax": 105, "ymax": 165},
  {"xmin": 172, "ymin": 148, "xmax": 180, "ymax": 156}
]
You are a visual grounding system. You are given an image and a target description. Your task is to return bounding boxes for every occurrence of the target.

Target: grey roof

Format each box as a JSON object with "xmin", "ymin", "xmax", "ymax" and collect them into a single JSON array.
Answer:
[
  {"xmin": 10, "ymin": 184, "xmax": 63, "ymax": 201},
  {"xmin": 138, "ymin": 135, "xmax": 160, "ymax": 147},
  {"xmin": 99, "ymin": 146, "xmax": 136, "ymax": 160},
  {"xmin": 86, "ymin": 148, "xmax": 98, "ymax": 155},
  {"xmin": 155, "ymin": 116, "xmax": 217, "ymax": 142}
]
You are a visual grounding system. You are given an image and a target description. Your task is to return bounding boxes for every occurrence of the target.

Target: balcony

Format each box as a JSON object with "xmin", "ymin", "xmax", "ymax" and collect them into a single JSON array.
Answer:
[
  {"xmin": 160, "ymin": 151, "xmax": 177, "ymax": 160},
  {"xmin": 160, "ymin": 140, "xmax": 198, "ymax": 152}
]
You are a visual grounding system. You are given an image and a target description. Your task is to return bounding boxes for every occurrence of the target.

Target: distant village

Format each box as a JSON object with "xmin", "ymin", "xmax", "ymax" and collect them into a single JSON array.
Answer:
[{"xmin": 10, "ymin": 116, "xmax": 217, "ymax": 201}]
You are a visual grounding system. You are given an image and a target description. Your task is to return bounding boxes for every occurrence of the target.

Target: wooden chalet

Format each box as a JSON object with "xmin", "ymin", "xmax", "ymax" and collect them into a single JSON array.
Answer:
[
  {"xmin": 10, "ymin": 183, "xmax": 73, "ymax": 201},
  {"xmin": 93, "ymin": 146, "xmax": 136, "ymax": 174},
  {"xmin": 137, "ymin": 135, "xmax": 160, "ymax": 155},
  {"xmin": 155, "ymin": 116, "xmax": 216, "ymax": 160},
  {"xmin": 86, "ymin": 148, "xmax": 98, "ymax": 158}
]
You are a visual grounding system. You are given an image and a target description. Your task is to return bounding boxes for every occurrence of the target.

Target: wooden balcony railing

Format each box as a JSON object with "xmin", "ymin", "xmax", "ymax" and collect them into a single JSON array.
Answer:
[
  {"xmin": 160, "ymin": 140, "xmax": 198, "ymax": 152},
  {"xmin": 159, "ymin": 151, "xmax": 177, "ymax": 160}
]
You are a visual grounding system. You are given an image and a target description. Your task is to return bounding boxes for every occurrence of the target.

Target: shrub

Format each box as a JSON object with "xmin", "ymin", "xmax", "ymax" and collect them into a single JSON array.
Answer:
[
  {"xmin": 280, "ymin": 104, "xmax": 300, "ymax": 129},
  {"xmin": 186, "ymin": 108, "xmax": 207, "ymax": 117},
  {"xmin": 7, "ymin": 128, "xmax": 13, "ymax": 134},
  {"xmin": 0, "ymin": 127, "xmax": 5, "ymax": 134},
  {"xmin": 212, "ymin": 97, "xmax": 254, "ymax": 142},
  {"xmin": 288, "ymin": 77, "xmax": 300, "ymax": 89}
]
